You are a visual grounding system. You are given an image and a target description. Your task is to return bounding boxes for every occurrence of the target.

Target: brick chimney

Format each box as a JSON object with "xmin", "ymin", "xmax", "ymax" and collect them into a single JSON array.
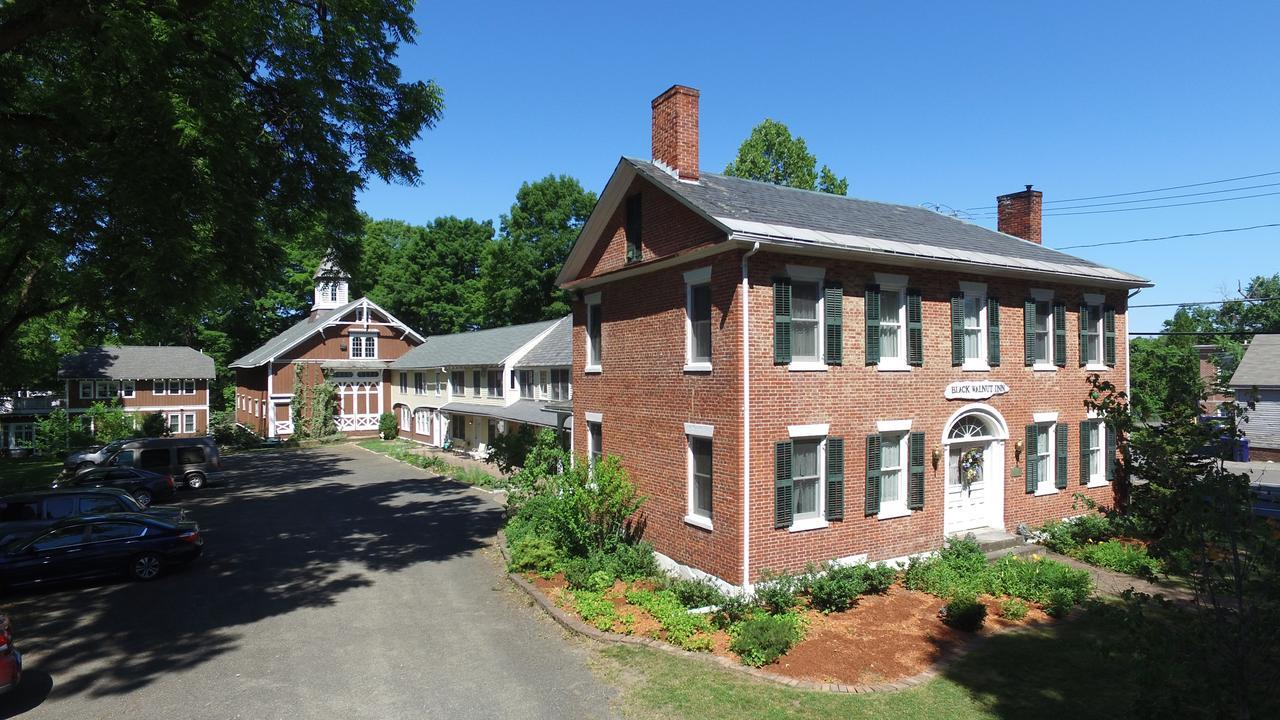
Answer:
[
  {"xmin": 651, "ymin": 85, "xmax": 700, "ymax": 181},
  {"xmin": 996, "ymin": 185, "xmax": 1043, "ymax": 244}
]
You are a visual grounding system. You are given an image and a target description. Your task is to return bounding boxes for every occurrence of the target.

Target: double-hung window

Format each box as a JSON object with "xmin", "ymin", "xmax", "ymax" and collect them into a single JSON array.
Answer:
[
  {"xmin": 121, "ymin": 381, "xmax": 135, "ymax": 398},
  {"xmin": 350, "ymin": 333, "xmax": 377, "ymax": 359},
  {"xmin": 685, "ymin": 424, "xmax": 714, "ymax": 529},
  {"xmin": 154, "ymin": 380, "xmax": 166, "ymax": 395},
  {"xmin": 550, "ymin": 369, "xmax": 570, "ymax": 401},
  {"xmin": 792, "ymin": 438, "xmax": 823, "ymax": 524},
  {"xmin": 869, "ymin": 272, "xmax": 912, "ymax": 370},
  {"xmin": 1081, "ymin": 420, "xmax": 1106, "ymax": 486},
  {"xmin": 486, "ymin": 370, "xmax": 503, "ymax": 398},
  {"xmin": 168, "ymin": 379, "xmax": 182, "ymax": 395},
  {"xmin": 1033, "ymin": 424, "xmax": 1052, "ymax": 493},
  {"xmin": 587, "ymin": 419, "xmax": 603, "ymax": 477},
  {"xmin": 879, "ymin": 432, "xmax": 907, "ymax": 515},
  {"xmin": 518, "ymin": 370, "xmax": 535, "ymax": 399},
  {"xmin": 80, "ymin": 381, "xmax": 93, "ymax": 399},
  {"xmin": 183, "ymin": 413, "xmax": 196, "ymax": 434},
  {"xmin": 585, "ymin": 293, "xmax": 602, "ymax": 371},
  {"xmin": 791, "ymin": 282, "xmax": 821, "ymax": 363},
  {"xmin": 1026, "ymin": 289, "xmax": 1064, "ymax": 369},
  {"xmin": 1034, "ymin": 300, "xmax": 1052, "ymax": 365},
  {"xmin": 683, "ymin": 267, "xmax": 712, "ymax": 371},
  {"xmin": 96, "ymin": 381, "xmax": 113, "ymax": 399},
  {"xmin": 1025, "ymin": 416, "xmax": 1066, "ymax": 496},
  {"xmin": 450, "ymin": 371, "xmax": 464, "ymax": 397},
  {"xmin": 414, "ymin": 372, "xmax": 424, "ymax": 394},
  {"xmin": 399, "ymin": 373, "xmax": 408, "ymax": 394},
  {"xmin": 1080, "ymin": 293, "xmax": 1114, "ymax": 369},
  {"xmin": 774, "ymin": 265, "xmax": 835, "ymax": 370},
  {"xmin": 472, "ymin": 370, "xmax": 482, "ymax": 397},
  {"xmin": 167, "ymin": 413, "xmax": 181, "ymax": 434},
  {"xmin": 880, "ymin": 289, "xmax": 904, "ymax": 361},
  {"xmin": 953, "ymin": 281, "xmax": 995, "ymax": 370},
  {"xmin": 183, "ymin": 380, "xmax": 195, "ymax": 395}
]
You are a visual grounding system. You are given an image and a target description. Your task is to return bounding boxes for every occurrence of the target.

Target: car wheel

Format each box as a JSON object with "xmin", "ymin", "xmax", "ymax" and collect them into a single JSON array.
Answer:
[
  {"xmin": 130, "ymin": 552, "xmax": 163, "ymax": 581},
  {"xmin": 185, "ymin": 472, "xmax": 205, "ymax": 490},
  {"xmin": 133, "ymin": 489, "xmax": 153, "ymax": 508}
]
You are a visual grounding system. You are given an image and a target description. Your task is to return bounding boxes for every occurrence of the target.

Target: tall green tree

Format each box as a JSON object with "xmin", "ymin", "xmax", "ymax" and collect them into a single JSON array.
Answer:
[
  {"xmin": 368, "ymin": 216, "xmax": 491, "ymax": 336},
  {"xmin": 724, "ymin": 119, "xmax": 848, "ymax": 195},
  {"xmin": 482, "ymin": 176, "xmax": 597, "ymax": 327},
  {"xmin": 0, "ymin": 0, "xmax": 444, "ymax": 385}
]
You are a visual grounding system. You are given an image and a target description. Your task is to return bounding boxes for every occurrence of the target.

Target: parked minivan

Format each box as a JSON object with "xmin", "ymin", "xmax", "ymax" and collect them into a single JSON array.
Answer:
[{"xmin": 98, "ymin": 437, "xmax": 223, "ymax": 490}]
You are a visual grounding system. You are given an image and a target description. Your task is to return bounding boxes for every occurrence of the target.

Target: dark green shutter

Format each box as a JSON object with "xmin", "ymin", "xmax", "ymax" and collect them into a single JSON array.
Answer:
[
  {"xmin": 825, "ymin": 282, "xmax": 843, "ymax": 365},
  {"xmin": 826, "ymin": 437, "xmax": 845, "ymax": 521},
  {"xmin": 1078, "ymin": 303, "xmax": 1089, "ymax": 367},
  {"xmin": 773, "ymin": 279, "xmax": 792, "ymax": 364},
  {"xmin": 774, "ymin": 441, "xmax": 794, "ymax": 528},
  {"xmin": 1054, "ymin": 302, "xmax": 1067, "ymax": 368},
  {"xmin": 907, "ymin": 289, "xmax": 924, "ymax": 366},
  {"xmin": 1055, "ymin": 424, "xmax": 1069, "ymax": 489},
  {"xmin": 1106, "ymin": 428, "xmax": 1118, "ymax": 482},
  {"xmin": 1079, "ymin": 421, "xmax": 1090, "ymax": 485},
  {"xmin": 1024, "ymin": 425, "xmax": 1038, "ymax": 493},
  {"xmin": 950, "ymin": 292, "xmax": 965, "ymax": 366},
  {"xmin": 1104, "ymin": 305, "xmax": 1117, "ymax": 367},
  {"xmin": 908, "ymin": 432, "xmax": 925, "ymax": 510},
  {"xmin": 864, "ymin": 285, "xmax": 881, "ymax": 365},
  {"xmin": 987, "ymin": 296, "xmax": 1001, "ymax": 366},
  {"xmin": 864, "ymin": 435, "xmax": 881, "ymax": 516},
  {"xmin": 1023, "ymin": 298, "xmax": 1037, "ymax": 366}
]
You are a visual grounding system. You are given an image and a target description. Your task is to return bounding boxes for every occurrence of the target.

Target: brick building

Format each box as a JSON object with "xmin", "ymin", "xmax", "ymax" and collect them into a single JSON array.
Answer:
[
  {"xmin": 556, "ymin": 85, "xmax": 1152, "ymax": 589},
  {"xmin": 230, "ymin": 259, "xmax": 424, "ymax": 438},
  {"xmin": 56, "ymin": 346, "xmax": 216, "ymax": 436}
]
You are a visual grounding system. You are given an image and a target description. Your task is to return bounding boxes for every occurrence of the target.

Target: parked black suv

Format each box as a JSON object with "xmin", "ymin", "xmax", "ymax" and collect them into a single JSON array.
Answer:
[
  {"xmin": 52, "ymin": 467, "xmax": 176, "ymax": 508},
  {"xmin": 0, "ymin": 488, "xmax": 187, "ymax": 546}
]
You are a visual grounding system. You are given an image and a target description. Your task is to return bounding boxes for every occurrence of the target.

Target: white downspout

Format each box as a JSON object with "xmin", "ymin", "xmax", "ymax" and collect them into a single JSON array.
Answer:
[
  {"xmin": 741, "ymin": 241, "xmax": 761, "ymax": 592},
  {"xmin": 1125, "ymin": 289, "xmax": 1142, "ymax": 398}
]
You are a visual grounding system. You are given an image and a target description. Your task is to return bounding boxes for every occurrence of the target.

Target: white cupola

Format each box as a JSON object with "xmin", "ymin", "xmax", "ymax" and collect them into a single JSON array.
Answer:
[{"xmin": 313, "ymin": 256, "xmax": 350, "ymax": 312}]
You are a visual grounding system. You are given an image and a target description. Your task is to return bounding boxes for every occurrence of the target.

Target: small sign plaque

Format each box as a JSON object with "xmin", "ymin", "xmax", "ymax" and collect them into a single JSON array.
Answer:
[{"xmin": 944, "ymin": 381, "xmax": 1010, "ymax": 400}]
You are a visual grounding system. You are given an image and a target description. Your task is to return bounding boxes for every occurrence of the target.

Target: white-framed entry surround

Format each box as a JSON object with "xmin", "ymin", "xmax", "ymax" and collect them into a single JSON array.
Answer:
[{"xmin": 941, "ymin": 403, "xmax": 1008, "ymax": 534}]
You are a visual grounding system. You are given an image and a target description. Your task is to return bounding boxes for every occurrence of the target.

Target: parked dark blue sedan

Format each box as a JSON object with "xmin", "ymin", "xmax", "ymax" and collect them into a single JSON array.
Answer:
[{"xmin": 0, "ymin": 514, "xmax": 202, "ymax": 590}]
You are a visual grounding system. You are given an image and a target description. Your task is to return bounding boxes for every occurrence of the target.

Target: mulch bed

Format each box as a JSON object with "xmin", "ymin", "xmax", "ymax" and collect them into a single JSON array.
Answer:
[{"xmin": 525, "ymin": 573, "xmax": 1052, "ymax": 686}]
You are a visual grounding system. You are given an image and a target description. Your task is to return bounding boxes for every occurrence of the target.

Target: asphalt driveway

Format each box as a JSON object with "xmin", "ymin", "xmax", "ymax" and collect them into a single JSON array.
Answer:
[{"xmin": 0, "ymin": 444, "xmax": 615, "ymax": 719}]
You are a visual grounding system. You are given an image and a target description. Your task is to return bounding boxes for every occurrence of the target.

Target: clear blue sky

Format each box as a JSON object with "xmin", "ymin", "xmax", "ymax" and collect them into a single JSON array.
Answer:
[{"xmin": 356, "ymin": 1, "xmax": 1280, "ymax": 333}]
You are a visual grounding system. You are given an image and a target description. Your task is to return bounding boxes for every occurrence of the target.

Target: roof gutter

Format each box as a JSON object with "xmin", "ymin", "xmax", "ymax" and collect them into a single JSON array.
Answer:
[{"xmin": 741, "ymin": 241, "xmax": 760, "ymax": 592}]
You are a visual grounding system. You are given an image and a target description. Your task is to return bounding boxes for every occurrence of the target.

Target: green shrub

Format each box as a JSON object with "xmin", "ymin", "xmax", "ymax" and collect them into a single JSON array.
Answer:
[
  {"xmin": 1044, "ymin": 587, "xmax": 1076, "ymax": 618},
  {"xmin": 664, "ymin": 578, "xmax": 726, "ymax": 609},
  {"xmin": 562, "ymin": 556, "xmax": 595, "ymax": 590},
  {"xmin": 1000, "ymin": 597, "xmax": 1029, "ymax": 621},
  {"xmin": 572, "ymin": 590, "xmax": 618, "ymax": 632},
  {"xmin": 942, "ymin": 592, "xmax": 987, "ymax": 631},
  {"xmin": 585, "ymin": 570, "xmax": 615, "ymax": 592},
  {"xmin": 986, "ymin": 554, "xmax": 1093, "ymax": 606},
  {"xmin": 608, "ymin": 541, "xmax": 659, "ymax": 581},
  {"xmin": 729, "ymin": 613, "xmax": 805, "ymax": 667},
  {"xmin": 809, "ymin": 566, "xmax": 866, "ymax": 614},
  {"xmin": 903, "ymin": 538, "xmax": 989, "ymax": 598},
  {"xmin": 508, "ymin": 535, "xmax": 560, "ymax": 573},
  {"xmin": 378, "ymin": 412, "xmax": 398, "ymax": 440},
  {"xmin": 854, "ymin": 563, "xmax": 897, "ymax": 594},
  {"xmin": 710, "ymin": 594, "xmax": 756, "ymax": 630},
  {"xmin": 451, "ymin": 465, "xmax": 502, "ymax": 488},
  {"xmin": 1039, "ymin": 514, "xmax": 1114, "ymax": 553},
  {"xmin": 755, "ymin": 570, "xmax": 801, "ymax": 614},
  {"xmin": 624, "ymin": 588, "xmax": 715, "ymax": 651},
  {"xmin": 1073, "ymin": 540, "xmax": 1162, "ymax": 577}
]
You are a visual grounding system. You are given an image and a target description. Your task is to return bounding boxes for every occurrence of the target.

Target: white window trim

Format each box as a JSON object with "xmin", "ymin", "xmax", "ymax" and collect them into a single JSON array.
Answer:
[
  {"xmin": 183, "ymin": 412, "xmax": 196, "ymax": 434},
  {"xmin": 584, "ymin": 292, "xmax": 602, "ymax": 373},
  {"xmin": 875, "ymin": 273, "xmax": 910, "ymax": 372},
  {"xmin": 121, "ymin": 380, "xmax": 135, "ymax": 398},
  {"xmin": 685, "ymin": 432, "xmax": 714, "ymax": 530},
  {"xmin": 683, "ymin": 266, "xmax": 713, "ymax": 373},
  {"xmin": 183, "ymin": 379, "xmax": 196, "ymax": 395},
  {"xmin": 787, "ymin": 426, "xmax": 829, "ymax": 532},
  {"xmin": 1030, "ymin": 288, "xmax": 1057, "ymax": 371},
  {"xmin": 786, "ymin": 264, "xmax": 827, "ymax": 372},
  {"xmin": 349, "ymin": 332, "xmax": 378, "ymax": 360},
  {"xmin": 1032, "ymin": 411, "xmax": 1059, "ymax": 424},
  {"xmin": 154, "ymin": 380, "xmax": 166, "ymax": 395},
  {"xmin": 877, "ymin": 430, "xmax": 912, "ymax": 520},
  {"xmin": 1033, "ymin": 422, "xmax": 1059, "ymax": 496},
  {"xmin": 959, "ymin": 281, "xmax": 990, "ymax": 372},
  {"xmin": 1082, "ymin": 292, "xmax": 1109, "ymax": 371},
  {"xmin": 79, "ymin": 381, "xmax": 93, "ymax": 399},
  {"xmin": 585, "ymin": 411, "xmax": 603, "ymax": 423}
]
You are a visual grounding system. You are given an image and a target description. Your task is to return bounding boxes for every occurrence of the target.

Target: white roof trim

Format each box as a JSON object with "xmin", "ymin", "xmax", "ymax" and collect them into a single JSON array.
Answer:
[{"xmin": 263, "ymin": 297, "xmax": 423, "ymax": 365}]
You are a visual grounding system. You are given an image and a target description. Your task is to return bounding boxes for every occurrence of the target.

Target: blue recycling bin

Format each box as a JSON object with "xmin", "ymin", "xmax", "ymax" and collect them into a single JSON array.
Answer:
[{"xmin": 1234, "ymin": 438, "xmax": 1251, "ymax": 462}]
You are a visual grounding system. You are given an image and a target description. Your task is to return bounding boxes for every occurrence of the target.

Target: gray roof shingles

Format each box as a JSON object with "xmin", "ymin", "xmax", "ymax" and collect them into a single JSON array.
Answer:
[
  {"xmin": 391, "ymin": 319, "xmax": 560, "ymax": 369},
  {"xmin": 514, "ymin": 317, "xmax": 571, "ymax": 368},
  {"xmin": 626, "ymin": 158, "xmax": 1148, "ymax": 285},
  {"xmin": 230, "ymin": 300, "xmax": 360, "ymax": 368},
  {"xmin": 438, "ymin": 399, "xmax": 564, "ymax": 428},
  {"xmin": 1229, "ymin": 335, "xmax": 1280, "ymax": 388},
  {"xmin": 59, "ymin": 346, "xmax": 215, "ymax": 380}
]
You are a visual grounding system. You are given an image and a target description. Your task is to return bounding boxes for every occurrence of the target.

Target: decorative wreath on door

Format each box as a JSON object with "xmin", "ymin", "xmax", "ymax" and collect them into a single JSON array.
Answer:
[{"xmin": 960, "ymin": 448, "xmax": 984, "ymax": 484}]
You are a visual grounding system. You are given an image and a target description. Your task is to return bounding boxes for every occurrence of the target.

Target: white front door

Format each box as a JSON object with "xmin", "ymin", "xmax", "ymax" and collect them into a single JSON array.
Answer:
[{"xmin": 945, "ymin": 441, "xmax": 989, "ymax": 533}]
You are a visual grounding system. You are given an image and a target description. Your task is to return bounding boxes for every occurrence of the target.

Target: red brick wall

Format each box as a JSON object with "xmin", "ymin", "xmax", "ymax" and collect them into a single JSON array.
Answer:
[
  {"xmin": 996, "ymin": 187, "xmax": 1043, "ymax": 244},
  {"xmin": 578, "ymin": 177, "xmax": 725, "ymax": 279},
  {"xmin": 573, "ymin": 244, "xmax": 1132, "ymax": 586}
]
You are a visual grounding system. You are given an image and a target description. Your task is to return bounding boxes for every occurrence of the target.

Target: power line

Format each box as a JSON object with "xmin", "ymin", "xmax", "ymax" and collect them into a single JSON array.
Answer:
[
  {"xmin": 1129, "ymin": 297, "xmax": 1280, "ymax": 309},
  {"xmin": 1052, "ymin": 222, "xmax": 1280, "ymax": 250},
  {"xmin": 1130, "ymin": 331, "xmax": 1254, "ymax": 336},
  {"xmin": 970, "ymin": 181, "xmax": 1280, "ymax": 215},
  {"xmin": 1039, "ymin": 190, "xmax": 1280, "ymax": 217},
  {"xmin": 960, "ymin": 169, "xmax": 1280, "ymax": 211}
]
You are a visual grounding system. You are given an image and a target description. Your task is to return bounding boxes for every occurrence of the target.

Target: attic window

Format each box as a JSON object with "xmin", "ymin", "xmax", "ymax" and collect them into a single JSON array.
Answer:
[{"xmin": 625, "ymin": 195, "xmax": 642, "ymax": 264}]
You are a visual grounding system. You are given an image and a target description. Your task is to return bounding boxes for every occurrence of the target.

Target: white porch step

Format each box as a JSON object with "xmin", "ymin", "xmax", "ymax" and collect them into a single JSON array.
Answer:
[{"xmin": 953, "ymin": 527, "xmax": 1025, "ymax": 555}]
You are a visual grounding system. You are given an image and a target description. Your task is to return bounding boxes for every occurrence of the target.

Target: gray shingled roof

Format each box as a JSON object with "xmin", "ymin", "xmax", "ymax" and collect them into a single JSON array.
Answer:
[
  {"xmin": 230, "ymin": 300, "xmax": 360, "ymax": 368},
  {"xmin": 515, "ymin": 316, "xmax": 571, "ymax": 368},
  {"xmin": 1229, "ymin": 335, "xmax": 1280, "ymax": 388},
  {"xmin": 59, "ymin": 346, "xmax": 215, "ymax": 380},
  {"xmin": 438, "ymin": 399, "xmax": 565, "ymax": 428},
  {"xmin": 625, "ymin": 158, "xmax": 1148, "ymax": 286},
  {"xmin": 392, "ymin": 319, "xmax": 559, "ymax": 369}
]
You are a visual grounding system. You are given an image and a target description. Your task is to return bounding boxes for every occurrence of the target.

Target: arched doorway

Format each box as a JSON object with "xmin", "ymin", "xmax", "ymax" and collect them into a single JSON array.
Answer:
[{"xmin": 942, "ymin": 404, "xmax": 1009, "ymax": 533}]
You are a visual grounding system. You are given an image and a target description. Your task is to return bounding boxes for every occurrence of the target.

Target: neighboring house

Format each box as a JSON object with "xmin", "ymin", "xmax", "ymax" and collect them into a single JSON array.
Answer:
[
  {"xmin": 230, "ymin": 259, "xmax": 425, "ymax": 438},
  {"xmin": 556, "ymin": 85, "xmax": 1152, "ymax": 589},
  {"xmin": 1195, "ymin": 343, "xmax": 1235, "ymax": 415},
  {"xmin": 0, "ymin": 390, "xmax": 61, "ymax": 450},
  {"xmin": 1228, "ymin": 334, "xmax": 1280, "ymax": 461},
  {"xmin": 388, "ymin": 316, "xmax": 571, "ymax": 453},
  {"xmin": 57, "ymin": 346, "xmax": 216, "ymax": 436}
]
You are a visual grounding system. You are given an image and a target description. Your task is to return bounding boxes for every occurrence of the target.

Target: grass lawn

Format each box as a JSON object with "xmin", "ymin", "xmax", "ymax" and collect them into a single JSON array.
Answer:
[
  {"xmin": 356, "ymin": 438, "xmax": 415, "ymax": 455},
  {"xmin": 0, "ymin": 457, "xmax": 62, "ymax": 495},
  {"xmin": 591, "ymin": 607, "xmax": 1135, "ymax": 720}
]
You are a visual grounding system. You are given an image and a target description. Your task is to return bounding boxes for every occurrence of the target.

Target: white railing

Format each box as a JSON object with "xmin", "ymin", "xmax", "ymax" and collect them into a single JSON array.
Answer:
[
  {"xmin": 335, "ymin": 414, "xmax": 379, "ymax": 432},
  {"xmin": 0, "ymin": 396, "xmax": 61, "ymax": 414}
]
